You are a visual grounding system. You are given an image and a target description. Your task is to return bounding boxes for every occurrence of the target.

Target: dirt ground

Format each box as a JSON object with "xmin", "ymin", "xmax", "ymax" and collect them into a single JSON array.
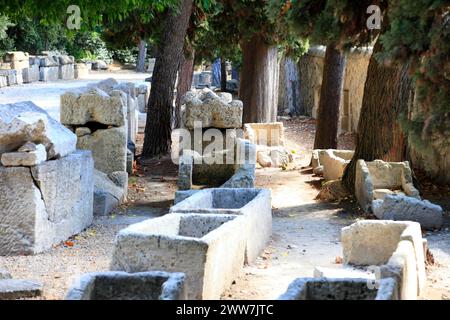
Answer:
[{"xmin": 0, "ymin": 106, "xmax": 449, "ymax": 299}]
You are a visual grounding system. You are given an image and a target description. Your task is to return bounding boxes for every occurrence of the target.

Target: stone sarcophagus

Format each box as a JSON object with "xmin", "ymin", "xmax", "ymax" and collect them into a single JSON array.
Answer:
[
  {"xmin": 170, "ymin": 188, "xmax": 272, "ymax": 264},
  {"xmin": 110, "ymin": 213, "xmax": 247, "ymax": 300}
]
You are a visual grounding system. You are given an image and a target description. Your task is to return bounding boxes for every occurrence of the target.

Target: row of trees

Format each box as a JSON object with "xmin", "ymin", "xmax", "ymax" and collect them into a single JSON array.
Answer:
[{"xmin": 1, "ymin": 0, "xmax": 448, "ymax": 192}]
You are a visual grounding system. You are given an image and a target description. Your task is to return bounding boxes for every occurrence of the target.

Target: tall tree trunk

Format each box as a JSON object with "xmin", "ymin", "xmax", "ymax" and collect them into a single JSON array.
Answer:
[
  {"xmin": 220, "ymin": 57, "xmax": 227, "ymax": 92},
  {"xmin": 313, "ymin": 43, "xmax": 346, "ymax": 149},
  {"xmin": 142, "ymin": 0, "xmax": 194, "ymax": 158},
  {"xmin": 136, "ymin": 39, "xmax": 147, "ymax": 73},
  {"xmin": 174, "ymin": 45, "xmax": 195, "ymax": 129},
  {"xmin": 240, "ymin": 34, "xmax": 279, "ymax": 123},
  {"xmin": 342, "ymin": 37, "xmax": 413, "ymax": 193}
]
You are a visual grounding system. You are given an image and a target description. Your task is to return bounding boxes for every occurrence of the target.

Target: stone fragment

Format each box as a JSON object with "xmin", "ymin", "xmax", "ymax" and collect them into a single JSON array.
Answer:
[
  {"xmin": 74, "ymin": 63, "xmax": 89, "ymax": 79},
  {"xmin": 1, "ymin": 144, "xmax": 47, "ymax": 167},
  {"xmin": 59, "ymin": 64, "xmax": 74, "ymax": 80},
  {"xmin": 372, "ymin": 194, "xmax": 443, "ymax": 230},
  {"xmin": 22, "ymin": 65, "xmax": 40, "ymax": 83},
  {"xmin": 94, "ymin": 169, "xmax": 126, "ymax": 216},
  {"xmin": 92, "ymin": 60, "xmax": 108, "ymax": 70},
  {"xmin": 76, "ymin": 126, "xmax": 127, "ymax": 174},
  {"xmin": 0, "ymin": 101, "xmax": 77, "ymax": 159},
  {"xmin": 18, "ymin": 141, "xmax": 37, "ymax": 152},
  {"xmin": 183, "ymin": 88, "xmax": 243, "ymax": 129}
]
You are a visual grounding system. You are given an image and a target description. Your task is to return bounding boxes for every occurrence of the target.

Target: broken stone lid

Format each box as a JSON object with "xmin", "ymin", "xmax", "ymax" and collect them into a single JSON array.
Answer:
[
  {"xmin": 60, "ymin": 86, "xmax": 127, "ymax": 127},
  {"xmin": 182, "ymin": 88, "xmax": 243, "ymax": 129},
  {"xmin": 0, "ymin": 101, "xmax": 77, "ymax": 160}
]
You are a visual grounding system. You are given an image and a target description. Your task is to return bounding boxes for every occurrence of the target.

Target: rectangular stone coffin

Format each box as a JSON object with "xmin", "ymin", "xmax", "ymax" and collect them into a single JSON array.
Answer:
[
  {"xmin": 0, "ymin": 150, "xmax": 94, "ymax": 255},
  {"xmin": 66, "ymin": 271, "xmax": 186, "ymax": 300},
  {"xmin": 278, "ymin": 277, "xmax": 398, "ymax": 300},
  {"xmin": 244, "ymin": 122, "xmax": 285, "ymax": 147},
  {"xmin": 355, "ymin": 159, "xmax": 420, "ymax": 213},
  {"xmin": 170, "ymin": 188, "xmax": 272, "ymax": 264},
  {"xmin": 110, "ymin": 213, "xmax": 246, "ymax": 300},
  {"xmin": 341, "ymin": 220, "xmax": 426, "ymax": 299},
  {"xmin": 39, "ymin": 66, "xmax": 59, "ymax": 81}
]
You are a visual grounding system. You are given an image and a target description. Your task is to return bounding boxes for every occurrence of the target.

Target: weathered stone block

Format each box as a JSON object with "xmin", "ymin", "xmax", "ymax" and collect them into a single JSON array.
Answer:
[
  {"xmin": 66, "ymin": 271, "xmax": 187, "ymax": 300},
  {"xmin": 76, "ymin": 126, "xmax": 127, "ymax": 175},
  {"xmin": 110, "ymin": 213, "xmax": 246, "ymax": 300},
  {"xmin": 74, "ymin": 63, "xmax": 89, "ymax": 79},
  {"xmin": 182, "ymin": 88, "xmax": 243, "ymax": 129},
  {"xmin": 372, "ymin": 194, "xmax": 443, "ymax": 230},
  {"xmin": 1, "ymin": 143, "xmax": 47, "ymax": 167},
  {"xmin": 278, "ymin": 277, "xmax": 398, "ymax": 300},
  {"xmin": 0, "ymin": 101, "xmax": 77, "ymax": 159},
  {"xmin": 60, "ymin": 87, "xmax": 127, "ymax": 127},
  {"xmin": 0, "ymin": 150, "xmax": 94, "ymax": 255},
  {"xmin": 0, "ymin": 69, "xmax": 17, "ymax": 86},
  {"xmin": 59, "ymin": 64, "xmax": 74, "ymax": 80},
  {"xmin": 39, "ymin": 66, "xmax": 59, "ymax": 81},
  {"xmin": 22, "ymin": 65, "xmax": 40, "ymax": 83},
  {"xmin": 170, "ymin": 188, "xmax": 272, "ymax": 264}
]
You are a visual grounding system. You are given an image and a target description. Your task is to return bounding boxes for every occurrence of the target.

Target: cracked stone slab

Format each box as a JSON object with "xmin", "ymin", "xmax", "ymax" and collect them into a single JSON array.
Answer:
[{"xmin": 0, "ymin": 279, "xmax": 42, "ymax": 299}]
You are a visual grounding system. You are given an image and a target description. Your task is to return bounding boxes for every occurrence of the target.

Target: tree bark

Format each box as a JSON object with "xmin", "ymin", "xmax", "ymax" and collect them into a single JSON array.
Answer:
[
  {"xmin": 142, "ymin": 0, "xmax": 194, "ymax": 158},
  {"xmin": 240, "ymin": 34, "xmax": 279, "ymax": 123},
  {"xmin": 136, "ymin": 39, "xmax": 147, "ymax": 72},
  {"xmin": 220, "ymin": 57, "xmax": 227, "ymax": 92},
  {"xmin": 313, "ymin": 43, "xmax": 346, "ymax": 149},
  {"xmin": 174, "ymin": 45, "xmax": 195, "ymax": 129},
  {"xmin": 342, "ymin": 38, "xmax": 413, "ymax": 193}
]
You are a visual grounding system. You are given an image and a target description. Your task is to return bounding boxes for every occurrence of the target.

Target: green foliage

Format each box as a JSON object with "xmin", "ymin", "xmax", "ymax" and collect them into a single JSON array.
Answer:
[
  {"xmin": 380, "ymin": 0, "xmax": 450, "ymax": 153},
  {"xmin": 267, "ymin": 0, "xmax": 381, "ymax": 48},
  {"xmin": 2, "ymin": 17, "xmax": 70, "ymax": 54},
  {"xmin": 0, "ymin": 15, "xmax": 14, "ymax": 40},
  {"xmin": 66, "ymin": 30, "xmax": 113, "ymax": 63}
]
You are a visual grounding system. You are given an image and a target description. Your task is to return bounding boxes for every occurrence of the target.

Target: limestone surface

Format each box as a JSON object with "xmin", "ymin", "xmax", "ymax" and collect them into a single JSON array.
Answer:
[
  {"xmin": 0, "ymin": 143, "xmax": 47, "ymax": 167},
  {"xmin": 0, "ymin": 150, "xmax": 94, "ymax": 255},
  {"xmin": 372, "ymin": 194, "xmax": 443, "ymax": 230},
  {"xmin": 183, "ymin": 88, "xmax": 243, "ymax": 129},
  {"xmin": 66, "ymin": 271, "xmax": 187, "ymax": 300},
  {"xmin": 60, "ymin": 87, "xmax": 127, "ymax": 127},
  {"xmin": 76, "ymin": 126, "xmax": 127, "ymax": 174},
  {"xmin": 110, "ymin": 213, "xmax": 246, "ymax": 300},
  {"xmin": 0, "ymin": 101, "xmax": 76, "ymax": 159}
]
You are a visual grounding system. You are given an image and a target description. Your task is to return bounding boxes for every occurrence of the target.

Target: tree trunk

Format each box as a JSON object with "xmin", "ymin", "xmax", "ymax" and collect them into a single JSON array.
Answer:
[
  {"xmin": 142, "ymin": 0, "xmax": 194, "ymax": 158},
  {"xmin": 136, "ymin": 39, "xmax": 147, "ymax": 73},
  {"xmin": 240, "ymin": 34, "xmax": 279, "ymax": 123},
  {"xmin": 174, "ymin": 45, "xmax": 195, "ymax": 129},
  {"xmin": 342, "ymin": 38, "xmax": 413, "ymax": 193},
  {"xmin": 220, "ymin": 57, "xmax": 227, "ymax": 92},
  {"xmin": 313, "ymin": 43, "xmax": 346, "ymax": 149}
]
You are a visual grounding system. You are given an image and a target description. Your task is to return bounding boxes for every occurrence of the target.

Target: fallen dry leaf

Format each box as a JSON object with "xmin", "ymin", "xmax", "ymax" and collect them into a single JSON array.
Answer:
[{"xmin": 335, "ymin": 256, "xmax": 343, "ymax": 264}]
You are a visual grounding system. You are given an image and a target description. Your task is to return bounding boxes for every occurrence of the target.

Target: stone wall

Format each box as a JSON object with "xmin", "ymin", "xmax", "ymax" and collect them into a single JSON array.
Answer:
[{"xmin": 294, "ymin": 46, "xmax": 372, "ymax": 134}]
